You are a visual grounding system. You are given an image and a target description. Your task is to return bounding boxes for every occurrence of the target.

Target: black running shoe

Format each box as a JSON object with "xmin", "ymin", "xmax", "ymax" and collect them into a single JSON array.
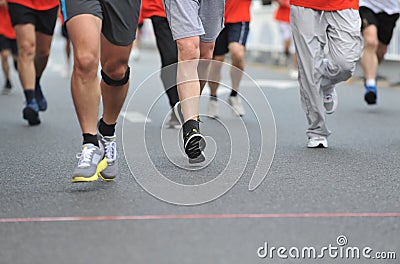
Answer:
[{"xmin": 184, "ymin": 128, "xmax": 206, "ymax": 163}]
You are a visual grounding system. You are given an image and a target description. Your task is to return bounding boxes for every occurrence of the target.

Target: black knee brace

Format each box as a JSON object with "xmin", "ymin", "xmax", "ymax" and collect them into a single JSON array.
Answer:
[{"xmin": 101, "ymin": 66, "xmax": 130, "ymax": 86}]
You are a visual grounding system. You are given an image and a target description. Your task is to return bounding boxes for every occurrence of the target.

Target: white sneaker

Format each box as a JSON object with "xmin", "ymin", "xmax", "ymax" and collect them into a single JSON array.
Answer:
[
  {"xmin": 227, "ymin": 95, "xmax": 245, "ymax": 116},
  {"xmin": 307, "ymin": 136, "xmax": 328, "ymax": 148},
  {"xmin": 323, "ymin": 89, "xmax": 338, "ymax": 114},
  {"xmin": 207, "ymin": 99, "xmax": 219, "ymax": 118}
]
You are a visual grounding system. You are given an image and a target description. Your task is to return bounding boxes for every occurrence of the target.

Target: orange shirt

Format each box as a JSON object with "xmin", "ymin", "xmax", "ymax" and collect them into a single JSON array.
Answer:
[
  {"xmin": 225, "ymin": 0, "xmax": 251, "ymax": 23},
  {"xmin": 274, "ymin": 0, "xmax": 290, "ymax": 23},
  {"xmin": 290, "ymin": 0, "xmax": 358, "ymax": 11},
  {"xmin": 7, "ymin": 0, "xmax": 59, "ymax": 11},
  {"xmin": 0, "ymin": 6, "xmax": 16, "ymax": 39},
  {"xmin": 140, "ymin": 0, "xmax": 166, "ymax": 19}
]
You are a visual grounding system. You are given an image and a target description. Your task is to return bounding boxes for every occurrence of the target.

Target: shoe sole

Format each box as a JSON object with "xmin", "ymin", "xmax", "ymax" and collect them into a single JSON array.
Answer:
[
  {"xmin": 364, "ymin": 91, "xmax": 377, "ymax": 105},
  {"xmin": 71, "ymin": 158, "xmax": 108, "ymax": 183},
  {"xmin": 99, "ymin": 168, "xmax": 117, "ymax": 181},
  {"xmin": 307, "ymin": 142, "xmax": 328, "ymax": 148},
  {"xmin": 185, "ymin": 134, "xmax": 206, "ymax": 163},
  {"xmin": 23, "ymin": 106, "xmax": 41, "ymax": 126}
]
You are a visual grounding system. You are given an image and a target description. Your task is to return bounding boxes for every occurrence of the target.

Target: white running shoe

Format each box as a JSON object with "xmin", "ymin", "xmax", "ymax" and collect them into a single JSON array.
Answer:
[
  {"xmin": 307, "ymin": 136, "xmax": 328, "ymax": 148},
  {"xmin": 207, "ymin": 99, "xmax": 219, "ymax": 118},
  {"xmin": 323, "ymin": 89, "xmax": 338, "ymax": 114},
  {"xmin": 227, "ymin": 95, "xmax": 245, "ymax": 116}
]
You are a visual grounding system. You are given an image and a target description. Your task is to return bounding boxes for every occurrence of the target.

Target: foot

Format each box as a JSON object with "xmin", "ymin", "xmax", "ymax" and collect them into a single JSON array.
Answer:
[
  {"xmin": 183, "ymin": 123, "xmax": 206, "ymax": 164},
  {"xmin": 164, "ymin": 111, "xmax": 181, "ymax": 129},
  {"xmin": 98, "ymin": 132, "xmax": 118, "ymax": 181},
  {"xmin": 72, "ymin": 143, "xmax": 107, "ymax": 182},
  {"xmin": 364, "ymin": 85, "xmax": 377, "ymax": 105},
  {"xmin": 35, "ymin": 83, "xmax": 47, "ymax": 111},
  {"xmin": 323, "ymin": 89, "xmax": 338, "ymax": 114},
  {"xmin": 227, "ymin": 95, "xmax": 245, "ymax": 116},
  {"xmin": 22, "ymin": 99, "xmax": 41, "ymax": 126},
  {"xmin": 207, "ymin": 99, "xmax": 219, "ymax": 118},
  {"xmin": 307, "ymin": 136, "xmax": 328, "ymax": 148}
]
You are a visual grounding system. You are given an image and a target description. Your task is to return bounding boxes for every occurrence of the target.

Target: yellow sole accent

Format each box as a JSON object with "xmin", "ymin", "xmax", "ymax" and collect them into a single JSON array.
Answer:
[
  {"xmin": 99, "ymin": 174, "xmax": 116, "ymax": 182},
  {"xmin": 71, "ymin": 158, "xmax": 108, "ymax": 183}
]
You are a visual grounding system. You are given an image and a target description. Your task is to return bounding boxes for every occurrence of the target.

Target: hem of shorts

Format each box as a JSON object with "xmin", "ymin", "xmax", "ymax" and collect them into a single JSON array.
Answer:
[
  {"xmin": 65, "ymin": 12, "xmax": 103, "ymax": 24},
  {"xmin": 102, "ymin": 34, "xmax": 136, "ymax": 47},
  {"xmin": 173, "ymin": 30, "xmax": 205, "ymax": 41}
]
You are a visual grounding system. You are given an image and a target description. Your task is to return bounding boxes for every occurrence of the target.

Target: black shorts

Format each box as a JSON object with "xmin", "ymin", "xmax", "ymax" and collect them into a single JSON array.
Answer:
[
  {"xmin": 60, "ymin": 0, "xmax": 141, "ymax": 46},
  {"xmin": 360, "ymin": 6, "xmax": 399, "ymax": 45},
  {"xmin": 213, "ymin": 22, "xmax": 250, "ymax": 56},
  {"xmin": 0, "ymin": 35, "xmax": 18, "ymax": 55},
  {"xmin": 7, "ymin": 3, "xmax": 58, "ymax": 36}
]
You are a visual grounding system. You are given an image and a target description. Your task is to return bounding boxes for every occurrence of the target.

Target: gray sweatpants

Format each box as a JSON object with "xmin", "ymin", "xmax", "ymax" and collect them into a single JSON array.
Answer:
[{"xmin": 290, "ymin": 6, "xmax": 362, "ymax": 138}]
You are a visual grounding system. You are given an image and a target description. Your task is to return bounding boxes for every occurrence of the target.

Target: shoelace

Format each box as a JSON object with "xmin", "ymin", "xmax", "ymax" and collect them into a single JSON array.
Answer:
[
  {"xmin": 76, "ymin": 147, "xmax": 95, "ymax": 168},
  {"xmin": 104, "ymin": 140, "xmax": 117, "ymax": 162}
]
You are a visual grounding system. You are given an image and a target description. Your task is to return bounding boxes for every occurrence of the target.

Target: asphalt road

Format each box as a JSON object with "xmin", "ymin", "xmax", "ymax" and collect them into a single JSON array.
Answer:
[{"xmin": 0, "ymin": 34, "xmax": 399, "ymax": 264}]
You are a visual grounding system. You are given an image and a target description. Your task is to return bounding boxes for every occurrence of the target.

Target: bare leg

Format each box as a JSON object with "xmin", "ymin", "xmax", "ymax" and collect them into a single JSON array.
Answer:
[
  {"xmin": 228, "ymin": 42, "xmax": 245, "ymax": 92},
  {"xmin": 100, "ymin": 34, "xmax": 132, "ymax": 125},
  {"xmin": 14, "ymin": 23, "xmax": 36, "ymax": 90},
  {"xmin": 34, "ymin": 31, "xmax": 52, "ymax": 78},
  {"xmin": 176, "ymin": 36, "xmax": 201, "ymax": 122},
  {"xmin": 208, "ymin": 55, "xmax": 225, "ymax": 96},
  {"xmin": 361, "ymin": 25, "xmax": 379, "ymax": 81},
  {"xmin": 1, "ymin": 49, "xmax": 10, "ymax": 81},
  {"xmin": 67, "ymin": 14, "xmax": 102, "ymax": 135}
]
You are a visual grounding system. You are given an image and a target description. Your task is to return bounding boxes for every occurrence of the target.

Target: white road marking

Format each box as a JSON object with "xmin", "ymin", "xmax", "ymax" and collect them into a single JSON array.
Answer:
[{"xmin": 121, "ymin": 111, "xmax": 152, "ymax": 123}]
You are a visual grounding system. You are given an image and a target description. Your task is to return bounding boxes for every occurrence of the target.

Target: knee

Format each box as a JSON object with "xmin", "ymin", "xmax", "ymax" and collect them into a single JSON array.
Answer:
[
  {"xmin": 338, "ymin": 60, "xmax": 356, "ymax": 80},
  {"xmin": 35, "ymin": 46, "xmax": 50, "ymax": 61},
  {"xmin": 74, "ymin": 52, "xmax": 99, "ymax": 76},
  {"xmin": 18, "ymin": 40, "xmax": 35, "ymax": 59},
  {"xmin": 200, "ymin": 43, "xmax": 215, "ymax": 60},
  {"xmin": 363, "ymin": 36, "xmax": 379, "ymax": 52},
  {"xmin": 102, "ymin": 61, "xmax": 129, "ymax": 82},
  {"xmin": 177, "ymin": 38, "xmax": 200, "ymax": 61}
]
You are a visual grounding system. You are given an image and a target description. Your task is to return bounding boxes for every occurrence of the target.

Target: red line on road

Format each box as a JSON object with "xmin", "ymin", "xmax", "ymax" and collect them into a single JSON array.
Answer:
[{"xmin": 0, "ymin": 212, "xmax": 400, "ymax": 223}]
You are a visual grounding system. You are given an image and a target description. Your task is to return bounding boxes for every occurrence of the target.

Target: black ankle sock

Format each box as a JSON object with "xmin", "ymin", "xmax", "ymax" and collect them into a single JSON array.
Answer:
[
  {"xmin": 210, "ymin": 95, "xmax": 217, "ymax": 101},
  {"xmin": 83, "ymin": 133, "xmax": 99, "ymax": 146},
  {"xmin": 230, "ymin": 90, "xmax": 238, "ymax": 97},
  {"xmin": 98, "ymin": 118, "xmax": 116, "ymax": 136},
  {"xmin": 24, "ymin": 90, "xmax": 35, "ymax": 103},
  {"xmin": 183, "ymin": 119, "xmax": 199, "ymax": 137}
]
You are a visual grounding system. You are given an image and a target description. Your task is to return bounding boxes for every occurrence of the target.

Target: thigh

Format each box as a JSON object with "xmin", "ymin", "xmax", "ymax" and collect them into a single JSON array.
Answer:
[
  {"xmin": 100, "ymin": 0, "xmax": 141, "ymax": 46},
  {"xmin": 100, "ymin": 35, "xmax": 132, "ymax": 69},
  {"xmin": 163, "ymin": 0, "xmax": 204, "ymax": 40},
  {"xmin": 290, "ymin": 5, "xmax": 326, "ymax": 70},
  {"xmin": 199, "ymin": 0, "xmax": 225, "ymax": 42},
  {"xmin": 377, "ymin": 12, "xmax": 399, "ymax": 45},
  {"xmin": 227, "ymin": 22, "xmax": 250, "ymax": 46},
  {"xmin": 360, "ymin": 6, "xmax": 378, "ymax": 32},
  {"xmin": 326, "ymin": 9, "xmax": 362, "ymax": 64},
  {"xmin": 34, "ymin": 6, "xmax": 58, "ymax": 35}
]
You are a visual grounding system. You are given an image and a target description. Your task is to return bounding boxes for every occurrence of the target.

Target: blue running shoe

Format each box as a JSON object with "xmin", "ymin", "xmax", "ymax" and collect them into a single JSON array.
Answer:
[
  {"xmin": 22, "ymin": 99, "xmax": 40, "ymax": 125},
  {"xmin": 364, "ymin": 85, "xmax": 377, "ymax": 105},
  {"xmin": 35, "ymin": 83, "xmax": 47, "ymax": 111}
]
